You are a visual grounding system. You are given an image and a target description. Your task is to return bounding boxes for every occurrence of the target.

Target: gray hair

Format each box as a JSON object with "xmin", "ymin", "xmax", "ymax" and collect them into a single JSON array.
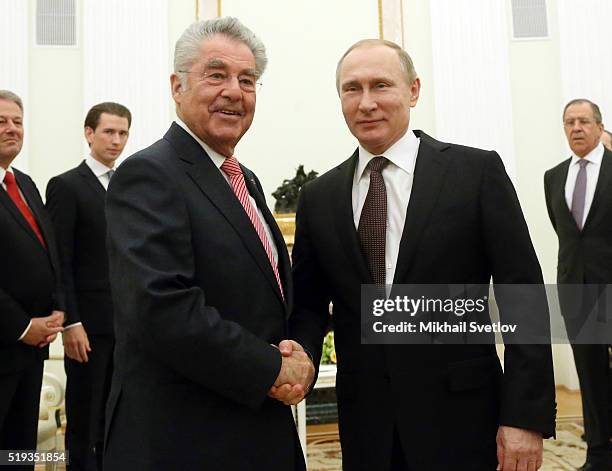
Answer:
[
  {"xmin": 0, "ymin": 90, "xmax": 23, "ymax": 111},
  {"xmin": 336, "ymin": 39, "xmax": 417, "ymax": 92},
  {"xmin": 174, "ymin": 17, "xmax": 267, "ymax": 89},
  {"xmin": 563, "ymin": 98, "xmax": 602, "ymax": 124}
]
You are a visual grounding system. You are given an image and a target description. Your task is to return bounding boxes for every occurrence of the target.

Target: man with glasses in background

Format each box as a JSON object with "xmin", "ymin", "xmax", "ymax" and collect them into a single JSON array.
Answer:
[
  {"xmin": 0, "ymin": 90, "xmax": 64, "ymax": 469},
  {"xmin": 545, "ymin": 99, "xmax": 612, "ymax": 470}
]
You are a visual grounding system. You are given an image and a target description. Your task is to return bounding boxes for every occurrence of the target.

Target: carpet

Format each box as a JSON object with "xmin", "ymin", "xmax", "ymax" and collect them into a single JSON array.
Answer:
[{"xmin": 307, "ymin": 420, "xmax": 587, "ymax": 471}]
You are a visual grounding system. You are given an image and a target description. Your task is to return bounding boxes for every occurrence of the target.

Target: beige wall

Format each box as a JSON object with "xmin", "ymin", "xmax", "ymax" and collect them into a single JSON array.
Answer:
[
  {"xmin": 506, "ymin": 2, "xmax": 577, "ymax": 388},
  {"xmin": 403, "ymin": 0, "xmax": 436, "ymax": 136}
]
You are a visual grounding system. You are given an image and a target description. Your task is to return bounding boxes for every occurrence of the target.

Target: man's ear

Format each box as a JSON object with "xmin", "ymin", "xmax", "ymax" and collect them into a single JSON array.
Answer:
[
  {"xmin": 171, "ymin": 74, "xmax": 183, "ymax": 103},
  {"xmin": 409, "ymin": 77, "xmax": 421, "ymax": 107},
  {"xmin": 84, "ymin": 126, "xmax": 94, "ymax": 146}
]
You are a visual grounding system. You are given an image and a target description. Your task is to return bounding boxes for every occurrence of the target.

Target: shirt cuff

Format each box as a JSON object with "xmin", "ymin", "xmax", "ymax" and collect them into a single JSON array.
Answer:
[
  {"xmin": 64, "ymin": 322, "xmax": 83, "ymax": 330},
  {"xmin": 18, "ymin": 320, "xmax": 32, "ymax": 341}
]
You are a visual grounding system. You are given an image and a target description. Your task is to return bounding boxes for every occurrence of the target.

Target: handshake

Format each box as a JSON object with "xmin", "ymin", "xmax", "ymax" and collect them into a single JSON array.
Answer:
[{"xmin": 268, "ymin": 340, "xmax": 316, "ymax": 406}]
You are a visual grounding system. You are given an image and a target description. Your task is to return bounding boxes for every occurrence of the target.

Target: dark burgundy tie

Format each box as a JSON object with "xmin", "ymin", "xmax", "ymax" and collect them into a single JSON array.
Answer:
[
  {"xmin": 4, "ymin": 171, "xmax": 46, "ymax": 248},
  {"xmin": 358, "ymin": 157, "xmax": 389, "ymax": 286}
]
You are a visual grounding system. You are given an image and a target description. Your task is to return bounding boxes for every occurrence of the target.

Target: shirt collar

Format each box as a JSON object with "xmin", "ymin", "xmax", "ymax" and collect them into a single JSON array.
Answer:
[
  {"xmin": 356, "ymin": 128, "xmax": 420, "ymax": 180},
  {"xmin": 0, "ymin": 164, "xmax": 18, "ymax": 184},
  {"xmin": 85, "ymin": 155, "xmax": 114, "ymax": 178},
  {"xmin": 570, "ymin": 142, "xmax": 605, "ymax": 167},
  {"xmin": 175, "ymin": 118, "xmax": 226, "ymax": 170}
]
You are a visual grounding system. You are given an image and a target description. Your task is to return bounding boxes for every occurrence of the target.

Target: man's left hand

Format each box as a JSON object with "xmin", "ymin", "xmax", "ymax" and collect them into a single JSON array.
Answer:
[{"xmin": 496, "ymin": 425, "xmax": 543, "ymax": 471}]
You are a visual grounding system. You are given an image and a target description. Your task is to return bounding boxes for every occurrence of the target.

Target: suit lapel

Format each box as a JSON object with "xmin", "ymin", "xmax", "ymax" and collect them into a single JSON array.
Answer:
[
  {"xmin": 0, "ymin": 185, "xmax": 41, "ymax": 246},
  {"xmin": 584, "ymin": 149, "xmax": 612, "ymax": 231},
  {"xmin": 332, "ymin": 150, "xmax": 371, "ymax": 283},
  {"xmin": 77, "ymin": 160, "xmax": 106, "ymax": 199},
  {"xmin": 164, "ymin": 124, "xmax": 284, "ymax": 303},
  {"xmin": 551, "ymin": 159, "xmax": 580, "ymax": 234},
  {"xmin": 12, "ymin": 170, "xmax": 51, "ymax": 254},
  {"xmin": 393, "ymin": 131, "xmax": 450, "ymax": 284},
  {"xmin": 243, "ymin": 172, "xmax": 291, "ymax": 309}
]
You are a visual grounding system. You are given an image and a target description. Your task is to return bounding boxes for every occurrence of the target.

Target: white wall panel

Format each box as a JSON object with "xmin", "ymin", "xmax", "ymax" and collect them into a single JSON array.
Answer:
[
  {"xmin": 0, "ymin": 0, "xmax": 29, "ymax": 170},
  {"xmin": 430, "ymin": 0, "xmax": 516, "ymax": 179},
  {"xmin": 83, "ymin": 0, "xmax": 169, "ymax": 162},
  {"xmin": 558, "ymin": 0, "xmax": 612, "ymax": 132}
]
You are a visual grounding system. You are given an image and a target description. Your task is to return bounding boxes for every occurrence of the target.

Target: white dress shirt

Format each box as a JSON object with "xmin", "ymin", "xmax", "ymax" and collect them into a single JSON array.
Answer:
[
  {"xmin": 564, "ymin": 142, "xmax": 605, "ymax": 228},
  {"xmin": 352, "ymin": 129, "xmax": 420, "ymax": 286},
  {"xmin": 0, "ymin": 165, "xmax": 11, "ymax": 191},
  {"xmin": 85, "ymin": 154, "xmax": 115, "ymax": 190},
  {"xmin": 175, "ymin": 119, "xmax": 278, "ymax": 264}
]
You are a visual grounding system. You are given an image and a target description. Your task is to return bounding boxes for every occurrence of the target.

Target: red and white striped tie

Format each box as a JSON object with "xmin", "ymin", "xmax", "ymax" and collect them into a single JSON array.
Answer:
[{"xmin": 220, "ymin": 156, "xmax": 284, "ymax": 299}]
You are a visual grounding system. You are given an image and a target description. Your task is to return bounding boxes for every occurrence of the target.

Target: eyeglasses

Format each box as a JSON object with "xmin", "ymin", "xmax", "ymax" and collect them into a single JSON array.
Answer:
[{"xmin": 179, "ymin": 70, "xmax": 262, "ymax": 93}]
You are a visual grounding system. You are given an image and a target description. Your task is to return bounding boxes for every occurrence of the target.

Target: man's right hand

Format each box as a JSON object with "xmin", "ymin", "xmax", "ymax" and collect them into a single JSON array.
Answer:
[
  {"xmin": 269, "ymin": 340, "xmax": 315, "ymax": 405},
  {"xmin": 21, "ymin": 311, "xmax": 64, "ymax": 347},
  {"xmin": 62, "ymin": 324, "xmax": 92, "ymax": 363}
]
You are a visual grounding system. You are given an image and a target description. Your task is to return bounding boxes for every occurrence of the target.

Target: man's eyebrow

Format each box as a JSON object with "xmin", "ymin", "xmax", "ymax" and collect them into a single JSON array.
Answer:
[
  {"xmin": 341, "ymin": 79, "xmax": 360, "ymax": 89},
  {"xmin": 204, "ymin": 58, "xmax": 228, "ymax": 69},
  {"xmin": 204, "ymin": 59, "xmax": 258, "ymax": 78},
  {"xmin": 241, "ymin": 68, "xmax": 258, "ymax": 78}
]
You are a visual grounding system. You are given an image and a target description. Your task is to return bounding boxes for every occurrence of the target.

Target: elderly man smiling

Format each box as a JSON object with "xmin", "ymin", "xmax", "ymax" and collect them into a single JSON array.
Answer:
[{"xmin": 103, "ymin": 18, "xmax": 312, "ymax": 471}]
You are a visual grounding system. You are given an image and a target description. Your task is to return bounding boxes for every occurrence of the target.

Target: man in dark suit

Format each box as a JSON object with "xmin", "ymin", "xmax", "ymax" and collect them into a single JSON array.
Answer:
[
  {"xmin": 288, "ymin": 40, "xmax": 556, "ymax": 470},
  {"xmin": 103, "ymin": 17, "xmax": 313, "ymax": 470},
  {"xmin": 0, "ymin": 90, "xmax": 64, "ymax": 469},
  {"xmin": 46, "ymin": 102, "xmax": 131, "ymax": 471},
  {"xmin": 545, "ymin": 99, "xmax": 612, "ymax": 470}
]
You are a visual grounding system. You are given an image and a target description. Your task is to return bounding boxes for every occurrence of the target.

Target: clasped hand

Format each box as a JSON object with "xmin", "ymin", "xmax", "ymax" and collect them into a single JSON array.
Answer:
[
  {"xmin": 21, "ymin": 310, "xmax": 64, "ymax": 348},
  {"xmin": 268, "ymin": 340, "xmax": 315, "ymax": 406}
]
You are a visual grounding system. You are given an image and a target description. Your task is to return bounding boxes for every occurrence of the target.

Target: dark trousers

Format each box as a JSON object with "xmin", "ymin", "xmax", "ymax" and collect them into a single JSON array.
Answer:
[
  {"xmin": 0, "ymin": 360, "xmax": 44, "ymax": 471},
  {"xmin": 570, "ymin": 343, "xmax": 612, "ymax": 454},
  {"xmin": 65, "ymin": 335, "xmax": 114, "ymax": 471}
]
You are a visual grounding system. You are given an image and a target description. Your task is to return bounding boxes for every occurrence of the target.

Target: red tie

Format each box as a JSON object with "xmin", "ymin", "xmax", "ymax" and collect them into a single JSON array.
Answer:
[
  {"xmin": 220, "ymin": 156, "xmax": 284, "ymax": 299},
  {"xmin": 4, "ymin": 171, "xmax": 46, "ymax": 248}
]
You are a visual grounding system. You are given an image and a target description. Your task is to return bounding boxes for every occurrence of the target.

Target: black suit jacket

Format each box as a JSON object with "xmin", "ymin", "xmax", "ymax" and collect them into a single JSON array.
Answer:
[
  {"xmin": 544, "ymin": 149, "xmax": 612, "ymax": 285},
  {"xmin": 46, "ymin": 161, "xmax": 114, "ymax": 335},
  {"xmin": 103, "ymin": 123, "xmax": 304, "ymax": 470},
  {"xmin": 544, "ymin": 148, "xmax": 612, "ymax": 338},
  {"xmin": 291, "ymin": 131, "xmax": 556, "ymax": 470},
  {"xmin": 0, "ymin": 168, "xmax": 64, "ymax": 375}
]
